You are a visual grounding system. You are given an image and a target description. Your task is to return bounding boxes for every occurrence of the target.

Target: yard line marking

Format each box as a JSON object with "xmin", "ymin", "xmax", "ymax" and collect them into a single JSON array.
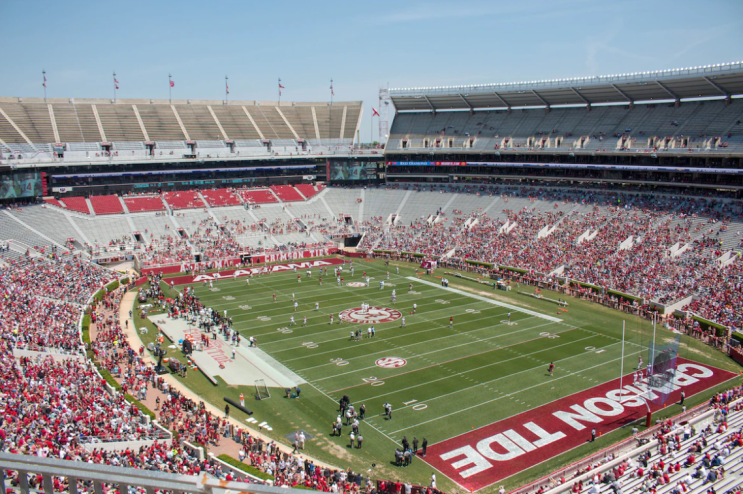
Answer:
[
  {"xmin": 408, "ymin": 276, "xmax": 563, "ymax": 322},
  {"xmin": 247, "ymin": 274, "xmax": 521, "ymax": 346},
  {"xmin": 278, "ymin": 309, "xmax": 535, "ymax": 360},
  {"xmin": 293, "ymin": 316, "xmax": 552, "ymax": 370},
  {"xmin": 216, "ymin": 286, "xmax": 476, "ymax": 315},
  {"xmin": 321, "ymin": 324, "xmax": 577, "ymax": 387},
  {"xmin": 301, "ymin": 371, "xmax": 402, "ymax": 447},
  {"xmin": 354, "ymin": 335, "xmax": 614, "ymax": 402},
  {"xmin": 256, "ymin": 301, "xmax": 516, "ymax": 348},
  {"xmin": 384, "ymin": 349, "xmax": 644, "ymax": 436}
]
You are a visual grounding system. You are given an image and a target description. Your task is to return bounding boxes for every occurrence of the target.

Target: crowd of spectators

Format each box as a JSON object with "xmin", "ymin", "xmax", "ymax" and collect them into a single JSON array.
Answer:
[{"xmin": 353, "ymin": 184, "xmax": 743, "ymax": 330}]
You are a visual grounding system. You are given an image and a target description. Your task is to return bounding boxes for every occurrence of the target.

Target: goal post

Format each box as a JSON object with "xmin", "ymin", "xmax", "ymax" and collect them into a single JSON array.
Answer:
[
  {"xmin": 255, "ymin": 379, "xmax": 270, "ymax": 400},
  {"xmin": 634, "ymin": 333, "xmax": 681, "ymax": 427}
]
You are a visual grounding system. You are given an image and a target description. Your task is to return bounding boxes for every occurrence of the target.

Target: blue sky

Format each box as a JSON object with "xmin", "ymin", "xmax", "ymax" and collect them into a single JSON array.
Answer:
[{"xmin": 1, "ymin": 0, "xmax": 741, "ymax": 142}]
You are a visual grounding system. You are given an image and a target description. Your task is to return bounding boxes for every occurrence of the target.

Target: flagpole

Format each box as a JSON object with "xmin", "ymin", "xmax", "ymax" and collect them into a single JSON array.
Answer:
[
  {"xmin": 169, "ymin": 74, "xmax": 172, "ymax": 104},
  {"xmin": 330, "ymin": 78, "xmax": 333, "ymax": 106},
  {"xmin": 42, "ymin": 70, "xmax": 47, "ymax": 103},
  {"xmin": 278, "ymin": 77, "xmax": 281, "ymax": 105},
  {"xmin": 113, "ymin": 71, "xmax": 117, "ymax": 103},
  {"xmin": 225, "ymin": 75, "xmax": 229, "ymax": 104},
  {"xmin": 619, "ymin": 320, "xmax": 625, "ymax": 404}
]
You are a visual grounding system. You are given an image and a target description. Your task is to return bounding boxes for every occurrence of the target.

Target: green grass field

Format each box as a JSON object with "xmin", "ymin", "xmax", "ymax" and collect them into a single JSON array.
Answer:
[{"xmin": 135, "ymin": 258, "xmax": 740, "ymax": 493}]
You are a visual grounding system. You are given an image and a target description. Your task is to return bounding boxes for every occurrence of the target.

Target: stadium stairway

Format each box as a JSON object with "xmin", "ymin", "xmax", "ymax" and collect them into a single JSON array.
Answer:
[
  {"xmin": 281, "ymin": 203, "xmax": 321, "ymax": 243},
  {"xmin": 161, "ymin": 195, "xmax": 174, "ymax": 213},
  {"xmin": 125, "ymin": 215, "xmax": 145, "ymax": 244},
  {"xmin": 119, "ymin": 196, "xmax": 130, "ymax": 214},
  {"xmin": 293, "ymin": 186, "xmax": 308, "ymax": 201},
  {"xmin": 358, "ymin": 188, "xmax": 365, "ymax": 224},
  {"xmin": 66, "ymin": 214, "xmax": 93, "ymax": 246},
  {"xmin": 268, "ymin": 187, "xmax": 282, "ymax": 203},
  {"xmin": 85, "ymin": 197, "xmax": 96, "ymax": 216},
  {"xmin": 318, "ymin": 193, "xmax": 338, "ymax": 221},
  {"xmin": 196, "ymin": 191, "xmax": 222, "ymax": 225}
]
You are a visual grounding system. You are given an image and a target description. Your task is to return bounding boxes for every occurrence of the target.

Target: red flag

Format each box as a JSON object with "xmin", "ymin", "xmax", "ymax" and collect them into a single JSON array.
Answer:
[
  {"xmin": 278, "ymin": 83, "xmax": 285, "ymax": 89},
  {"xmin": 114, "ymin": 78, "xmax": 119, "ymax": 84},
  {"xmin": 372, "ymin": 108, "xmax": 380, "ymax": 117},
  {"xmin": 226, "ymin": 83, "xmax": 230, "ymax": 95},
  {"xmin": 170, "ymin": 80, "xmax": 175, "ymax": 87},
  {"xmin": 115, "ymin": 85, "xmax": 119, "ymax": 90},
  {"xmin": 330, "ymin": 83, "xmax": 334, "ymax": 96}
]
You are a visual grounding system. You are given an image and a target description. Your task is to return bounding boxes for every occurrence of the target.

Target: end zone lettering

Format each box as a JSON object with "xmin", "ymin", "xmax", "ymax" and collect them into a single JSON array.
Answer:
[
  {"xmin": 423, "ymin": 360, "xmax": 736, "ymax": 491},
  {"xmin": 166, "ymin": 258, "xmax": 345, "ymax": 286}
]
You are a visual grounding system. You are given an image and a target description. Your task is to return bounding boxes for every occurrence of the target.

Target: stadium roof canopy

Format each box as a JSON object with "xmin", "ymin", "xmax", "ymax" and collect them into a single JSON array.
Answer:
[{"xmin": 389, "ymin": 62, "xmax": 743, "ymax": 112}]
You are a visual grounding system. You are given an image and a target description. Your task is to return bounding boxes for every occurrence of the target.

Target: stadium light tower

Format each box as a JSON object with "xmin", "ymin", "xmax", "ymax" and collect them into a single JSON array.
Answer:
[{"xmin": 378, "ymin": 88, "xmax": 391, "ymax": 145}]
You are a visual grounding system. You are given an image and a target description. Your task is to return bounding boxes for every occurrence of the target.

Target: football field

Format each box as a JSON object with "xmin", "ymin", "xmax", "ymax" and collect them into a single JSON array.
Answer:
[
  {"xmin": 188, "ymin": 261, "xmax": 640, "ymax": 442},
  {"xmin": 169, "ymin": 258, "xmax": 737, "ymax": 490}
]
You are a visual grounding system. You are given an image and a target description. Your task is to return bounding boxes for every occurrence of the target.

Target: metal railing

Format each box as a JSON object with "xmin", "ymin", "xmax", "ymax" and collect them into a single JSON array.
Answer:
[{"xmin": 0, "ymin": 452, "xmax": 301, "ymax": 494}]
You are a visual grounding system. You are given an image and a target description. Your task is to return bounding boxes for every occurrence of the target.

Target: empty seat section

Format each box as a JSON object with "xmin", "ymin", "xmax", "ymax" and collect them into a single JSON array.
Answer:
[
  {"xmin": 0, "ymin": 103, "xmax": 55, "ymax": 143},
  {"xmin": 97, "ymin": 105, "xmax": 146, "ymax": 142},
  {"xmin": 270, "ymin": 185, "xmax": 304, "ymax": 202},
  {"xmin": 201, "ymin": 189, "xmax": 242, "ymax": 207},
  {"xmin": 136, "ymin": 105, "xmax": 186, "ymax": 141},
  {"xmin": 89, "ymin": 195, "xmax": 124, "ymax": 215},
  {"xmin": 294, "ymin": 184, "xmax": 318, "ymax": 199},
  {"xmin": 123, "ymin": 196, "xmax": 166, "ymax": 212},
  {"xmin": 239, "ymin": 188, "xmax": 278, "ymax": 204},
  {"xmin": 44, "ymin": 198, "xmax": 65, "ymax": 209},
  {"xmin": 162, "ymin": 191, "xmax": 205, "ymax": 210},
  {"xmin": 176, "ymin": 105, "xmax": 222, "ymax": 140},
  {"xmin": 59, "ymin": 197, "xmax": 91, "ymax": 214},
  {"xmin": 211, "ymin": 106, "xmax": 262, "ymax": 140}
]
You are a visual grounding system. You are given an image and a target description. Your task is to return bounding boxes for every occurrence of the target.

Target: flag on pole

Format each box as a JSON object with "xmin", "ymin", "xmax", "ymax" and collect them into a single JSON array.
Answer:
[
  {"xmin": 42, "ymin": 75, "xmax": 47, "ymax": 88},
  {"xmin": 330, "ymin": 81, "xmax": 334, "ymax": 96},
  {"xmin": 170, "ymin": 80, "xmax": 175, "ymax": 87},
  {"xmin": 226, "ymin": 83, "xmax": 230, "ymax": 95},
  {"xmin": 372, "ymin": 108, "xmax": 380, "ymax": 117}
]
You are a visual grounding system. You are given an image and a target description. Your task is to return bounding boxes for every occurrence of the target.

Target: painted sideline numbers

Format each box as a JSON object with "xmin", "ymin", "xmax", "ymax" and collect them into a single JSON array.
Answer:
[
  {"xmin": 585, "ymin": 346, "xmax": 606, "ymax": 354},
  {"xmin": 302, "ymin": 342, "xmax": 319, "ymax": 349},
  {"xmin": 402, "ymin": 399, "xmax": 428, "ymax": 410},
  {"xmin": 362, "ymin": 376, "xmax": 385, "ymax": 387},
  {"xmin": 540, "ymin": 332, "xmax": 559, "ymax": 339}
]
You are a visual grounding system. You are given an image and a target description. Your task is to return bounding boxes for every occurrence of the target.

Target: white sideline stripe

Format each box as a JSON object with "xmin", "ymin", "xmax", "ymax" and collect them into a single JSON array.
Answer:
[{"xmin": 408, "ymin": 276, "xmax": 563, "ymax": 322}]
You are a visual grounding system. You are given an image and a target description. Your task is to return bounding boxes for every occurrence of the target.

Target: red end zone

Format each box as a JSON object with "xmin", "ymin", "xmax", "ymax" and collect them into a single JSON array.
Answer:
[
  {"xmin": 422, "ymin": 359, "xmax": 737, "ymax": 491},
  {"xmin": 164, "ymin": 258, "xmax": 345, "ymax": 285}
]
